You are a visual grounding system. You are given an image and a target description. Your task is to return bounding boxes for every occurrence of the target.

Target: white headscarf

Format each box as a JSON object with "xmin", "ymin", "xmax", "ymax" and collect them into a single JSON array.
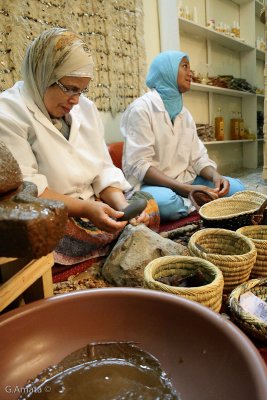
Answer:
[{"xmin": 22, "ymin": 28, "xmax": 94, "ymax": 120}]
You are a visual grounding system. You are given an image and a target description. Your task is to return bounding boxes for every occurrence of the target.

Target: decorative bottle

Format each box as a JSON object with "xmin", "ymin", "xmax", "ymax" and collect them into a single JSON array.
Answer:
[
  {"xmin": 238, "ymin": 112, "xmax": 245, "ymax": 139},
  {"xmin": 178, "ymin": 1, "xmax": 184, "ymax": 18},
  {"xmin": 230, "ymin": 111, "xmax": 239, "ymax": 140},
  {"xmin": 215, "ymin": 108, "xmax": 224, "ymax": 141}
]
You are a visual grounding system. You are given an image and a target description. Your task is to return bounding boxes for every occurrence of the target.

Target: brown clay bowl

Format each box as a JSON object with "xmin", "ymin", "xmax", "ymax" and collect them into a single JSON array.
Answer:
[{"xmin": 0, "ymin": 288, "xmax": 266, "ymax": 400}]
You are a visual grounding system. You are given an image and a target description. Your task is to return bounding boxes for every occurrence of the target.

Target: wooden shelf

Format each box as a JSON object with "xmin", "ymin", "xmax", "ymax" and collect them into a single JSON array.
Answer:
[
  {"xmin": 191, "ymin": 82, "xmax": 255, "ymax": 97},
  {"xmin": 234, "ymin": 0, "xmax": 256, "ymax": 5},
  {"xmin": 205, "ymin": 140, "xmax": 256, "ymax": 145},
  {"xmin": 179, "ymin": 18, "xmax": 255, "ymax": 52}
]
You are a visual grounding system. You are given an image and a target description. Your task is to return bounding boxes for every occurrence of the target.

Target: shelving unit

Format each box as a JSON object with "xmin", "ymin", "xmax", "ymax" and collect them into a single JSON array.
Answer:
[
  {"xmin": 191, "ymin": 82, "xmax": 255, "ymax": 98},
  {"xmin": 204, "ymin": 139, "xmax": 255, "ymax": 145},
  {"xmin": 176, "ymin": 0, "xmax": 265, "ymax": 173},
  {"xmin": 178, "ymin": 17, "xmax": 255, "ymax": 52}
]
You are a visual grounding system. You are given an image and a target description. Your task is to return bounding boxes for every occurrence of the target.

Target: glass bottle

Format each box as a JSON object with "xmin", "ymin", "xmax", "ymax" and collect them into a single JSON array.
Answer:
[
  {"xmin": 178, "ymin": 1, "xmax": 184, "ymax": 18},
  {"xmin": 231, "ymin": 21, "xmax": 237, "ymax": 37},
  {"xmin": 236, "ymin": 21, "xmax": 240, "ymax": 38},
  {"xmin": 238, "ymin": 112, "xmax": 245, "ymax": 139},
  {"xmin": 185, "ymin": 6, "xmax": 191, "ymax": 20},
  {"xmin": 230, "ymin": 111, "xmax": 239, "ymax": 140},
  {"xmin": 215, "ymin": 108, "xmax": 224, "ymax": 141},
  {"xmin": 193, "ymin": 7, "xmax": 198, "ymax": 24}
]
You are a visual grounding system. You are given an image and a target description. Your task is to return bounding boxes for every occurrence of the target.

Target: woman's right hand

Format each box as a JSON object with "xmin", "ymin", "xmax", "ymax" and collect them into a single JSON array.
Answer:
[
  {"xmin": 84, "ymin": 200, "xmax": 128, "ymax": 233},
  {"xmin": 173, "ymin": 182, "xmax": 219, "ymax": 199},
  {"xmin": 187, "ymin": 185, "xmax": 219, "ymax": 199}
]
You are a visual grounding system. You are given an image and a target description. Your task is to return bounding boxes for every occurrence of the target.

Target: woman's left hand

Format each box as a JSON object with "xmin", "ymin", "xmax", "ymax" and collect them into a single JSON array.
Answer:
[
  {"xmin": 129, "ymin": 210, "xmax": 150, "ymax": 226},
  {"xmin": 213, "ymin": 174, "xmax": 230, "ymax": 197},
  {"xmin": 200, "ymin": 167, "xmax": 230, "ymax": 197}
]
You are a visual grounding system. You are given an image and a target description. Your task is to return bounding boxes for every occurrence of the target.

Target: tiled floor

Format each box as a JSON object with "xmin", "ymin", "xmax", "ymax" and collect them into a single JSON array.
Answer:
[{"xmin": 234, "ymin": 167, "xmax": 267, "ymax": 195}]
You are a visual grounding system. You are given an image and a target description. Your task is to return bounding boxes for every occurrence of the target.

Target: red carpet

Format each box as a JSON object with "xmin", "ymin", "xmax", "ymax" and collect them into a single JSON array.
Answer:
[
  {"xmin": 159, "ymin": 211, "xmax": 200, "ymax": 233},
  {"xmin": 52, "ymin": 256, "xmax": 105, "ymax": 283}
]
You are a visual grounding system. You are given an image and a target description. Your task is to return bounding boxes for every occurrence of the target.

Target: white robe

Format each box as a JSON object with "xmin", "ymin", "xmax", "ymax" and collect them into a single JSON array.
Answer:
[
  {"xmin": 120, "ymin": 89, "xmax": 216, "ymax": 191},
  {"xmin": 0, "ymin": 81, "xmax": 131, "ymax": 199}
]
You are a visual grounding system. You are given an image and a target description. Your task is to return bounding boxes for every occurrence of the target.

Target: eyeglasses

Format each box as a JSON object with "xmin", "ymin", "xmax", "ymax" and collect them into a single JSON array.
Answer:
[{"xmin": 55, "ymin": 80, "xmax": 89, "ymax": 96}]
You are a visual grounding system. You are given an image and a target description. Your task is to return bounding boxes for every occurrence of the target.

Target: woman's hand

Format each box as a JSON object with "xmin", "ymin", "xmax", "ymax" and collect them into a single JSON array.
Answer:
[
  {"xmin": 199, "ymin": 167, "xmax": 230, "ymax": 197},
  {"xmin": 212, "ymin": 174, "xmax": 230, "ymax": 197},
  {"xmin": 129, "ymin": 210, "xmax": 150, "ymax": 226},
  {"xmin": 187, "ymin": 184, "xmax": 219, "ymax": 199},
  {"xmin": 84, "ymin": 200, "xmax": 128, "ymax": 233}
]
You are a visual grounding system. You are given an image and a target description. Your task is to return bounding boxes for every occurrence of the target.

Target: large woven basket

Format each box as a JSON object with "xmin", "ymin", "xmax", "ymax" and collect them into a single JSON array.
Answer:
[
  {"xmin": 189, "ymin": 190, "xmax": 267, "ymax": 230},
  {"xmin": 228, "ymin": 278, "xmax": 267, "ymax": 343},
  {"xmin": 188, "ymin": 228, "xmax": 257, "ymax": 294},
  {"xmin": 237, "ymin": 225, "xmax": 267, "ymax": 278},
  {"xmin": 144, "ymin": 255, "xmax": 224, "ymax": 312},
  {"xmin": 231, "ymin": 190, "xmax": 267, "ymax": 204}
]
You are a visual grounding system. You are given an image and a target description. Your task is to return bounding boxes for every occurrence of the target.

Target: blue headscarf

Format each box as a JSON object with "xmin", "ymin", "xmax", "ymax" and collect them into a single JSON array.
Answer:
[{"xmin": 146, "ymin": 50, "xmax": 189, "ymax": 121}]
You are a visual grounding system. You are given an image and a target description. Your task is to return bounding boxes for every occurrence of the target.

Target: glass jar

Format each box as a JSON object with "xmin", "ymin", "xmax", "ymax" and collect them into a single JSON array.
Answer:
[
  {"xmin": 230, "ymin": 111, "xmax": 239, "ymax": 140},
  {"xmin": 215, "ymin": 108, "xmax": 224, "ymax": 141},
  {"xmin": 238, "ymin": 112, "xmax": 245, "ymax": 139}
]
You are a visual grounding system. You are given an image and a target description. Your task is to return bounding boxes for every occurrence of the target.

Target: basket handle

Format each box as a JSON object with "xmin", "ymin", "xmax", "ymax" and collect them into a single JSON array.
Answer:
[
  {"xmin": 189, "ymin": 189, "xmax": 217, "ymax": 211},
  {"xmin": 251, "ymin": 197, "xmax": 267, "ymax": 225}
]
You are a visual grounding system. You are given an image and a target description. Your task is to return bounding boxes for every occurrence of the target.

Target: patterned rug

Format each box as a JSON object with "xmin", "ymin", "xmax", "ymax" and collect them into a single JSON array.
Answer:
[{"xmin": 53, "ymin": 213, "xmax": 202, "ymax": 294}]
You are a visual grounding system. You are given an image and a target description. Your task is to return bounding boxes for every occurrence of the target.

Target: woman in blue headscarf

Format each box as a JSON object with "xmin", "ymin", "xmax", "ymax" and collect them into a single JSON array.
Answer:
[{"xmin": 121, "ymin": 50, "xmax": 244, "ymax": 221}]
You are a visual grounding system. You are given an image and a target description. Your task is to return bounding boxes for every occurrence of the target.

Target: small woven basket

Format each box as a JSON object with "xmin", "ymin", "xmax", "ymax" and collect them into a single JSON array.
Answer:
[
  {"xmin": 188, "ymin": 228, "xmax": 257, "ymax": 294},
  {"xmin": 237, "ymin": 225, "xmax": 267, "ymax": 278},
  {"xmin": 144, "ymin": 255, "xmax": 224, "ymax": 312},
  {"xmin": 228, "ymin": 278, "xmax": 267, "ymax": 343},
  {"xmin": 189, "ymin": 190, "xmax": 267, "ymax": 230}
]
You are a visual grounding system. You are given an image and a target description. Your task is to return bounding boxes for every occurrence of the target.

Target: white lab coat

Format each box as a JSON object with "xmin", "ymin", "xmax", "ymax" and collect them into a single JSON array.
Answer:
[
  {"xmin": 0, "ymin": 81, "xmax": 131, "ymax": 198},
  {"xmin": 121, "ymin": 89, "xmax": 216, "ymax": 191}
]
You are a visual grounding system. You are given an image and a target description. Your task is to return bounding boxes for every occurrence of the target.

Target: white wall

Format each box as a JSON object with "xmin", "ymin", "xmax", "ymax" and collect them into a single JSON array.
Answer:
[
  {"xmin": 157, "ymin": 0, "xmax": 179, "ymax": 51},
  {"xmin": 103, "ymin": 0, "xmax": 160, "ymax": 144}
]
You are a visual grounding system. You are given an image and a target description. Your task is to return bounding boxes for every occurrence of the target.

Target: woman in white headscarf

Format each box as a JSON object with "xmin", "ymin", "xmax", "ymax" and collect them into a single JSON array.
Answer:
[{"xmin": 0, "ymin": 28, "xmax": 160, "ymax": 270}]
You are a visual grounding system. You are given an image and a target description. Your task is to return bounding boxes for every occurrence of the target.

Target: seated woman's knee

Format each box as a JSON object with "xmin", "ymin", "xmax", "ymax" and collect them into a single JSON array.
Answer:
[{"xmin": 141, "ymin": 185, "xmax": 188, "ymax": 221}]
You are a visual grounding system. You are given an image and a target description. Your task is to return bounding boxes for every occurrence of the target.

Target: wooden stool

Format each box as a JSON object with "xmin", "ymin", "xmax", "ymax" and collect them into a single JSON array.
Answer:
[{"xmin": 0, "ymin": 253, "xmax": 54, "ymax": 312}]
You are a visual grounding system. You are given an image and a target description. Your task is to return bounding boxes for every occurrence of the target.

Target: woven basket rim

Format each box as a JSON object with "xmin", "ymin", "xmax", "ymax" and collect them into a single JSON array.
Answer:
[
  {"xmin": 199, "ymin": 198, "xmax": 260, "ymax": 220},
  {"xmin": 144, "ymin": 255, "xmax": 224, "ymax": 293},
  {"xmin": 188, "ymin": 228, "xmax": 256, "ymax": 257},
  {"xmin": 229, "ymin": 278, "xmax": 267, "ymax": 327},
  {"xmin": 237, "ymin": 225, "xmax": 267, "ymax": 243},
  {"xmin": 232, "ymin": 190, "xmax": 267, "ymax": 201}
]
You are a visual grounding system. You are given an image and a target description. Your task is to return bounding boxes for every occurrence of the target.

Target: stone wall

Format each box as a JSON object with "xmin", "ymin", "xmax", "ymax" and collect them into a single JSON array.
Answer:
[{"xmin": 0, "ymin": 0, "xmax": 146, "ymax": 116}]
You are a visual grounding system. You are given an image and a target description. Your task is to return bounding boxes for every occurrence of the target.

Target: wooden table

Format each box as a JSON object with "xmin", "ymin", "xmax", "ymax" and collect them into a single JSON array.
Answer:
[{"xmin": 0, "ymin": 253, "xmax": 54, "ymax": 312}]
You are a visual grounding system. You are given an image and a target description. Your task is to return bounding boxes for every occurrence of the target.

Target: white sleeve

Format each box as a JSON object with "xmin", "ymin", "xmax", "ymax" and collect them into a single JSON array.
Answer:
[
  {"xmin": 92, "ymin": 142, "xmax": 132, "ymax": 196},
  {"xmin": 121, "ymin": 103, "xmax": 155, "ymax": 182},
  {"xmin": 0, "ymin": 112, "xmax": 48, "ymax": 195}
]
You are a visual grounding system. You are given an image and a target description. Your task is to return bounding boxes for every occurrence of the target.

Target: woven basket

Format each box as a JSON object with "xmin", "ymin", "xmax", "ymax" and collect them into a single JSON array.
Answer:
[
  {"xmin": 237, "ymin": 225, "xmax": 267, "ymax": 278},
  {"xmin": 228, "ymin": 278, "xmax": 267, "ymax": 343},
  {"xmin": 188, "ymin": 228, "xmax": 257, "ymax": 294},
  {"xmin": 189, "ymin": 190, "xmax": 267, "ymax": 230},
  {"xmin": 144, "ymin": 255, "xmax": 224, "ymax": 312},
  {"xmin": 232, "ymin": 190, "xmax": 267, "ymax": 205}
]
